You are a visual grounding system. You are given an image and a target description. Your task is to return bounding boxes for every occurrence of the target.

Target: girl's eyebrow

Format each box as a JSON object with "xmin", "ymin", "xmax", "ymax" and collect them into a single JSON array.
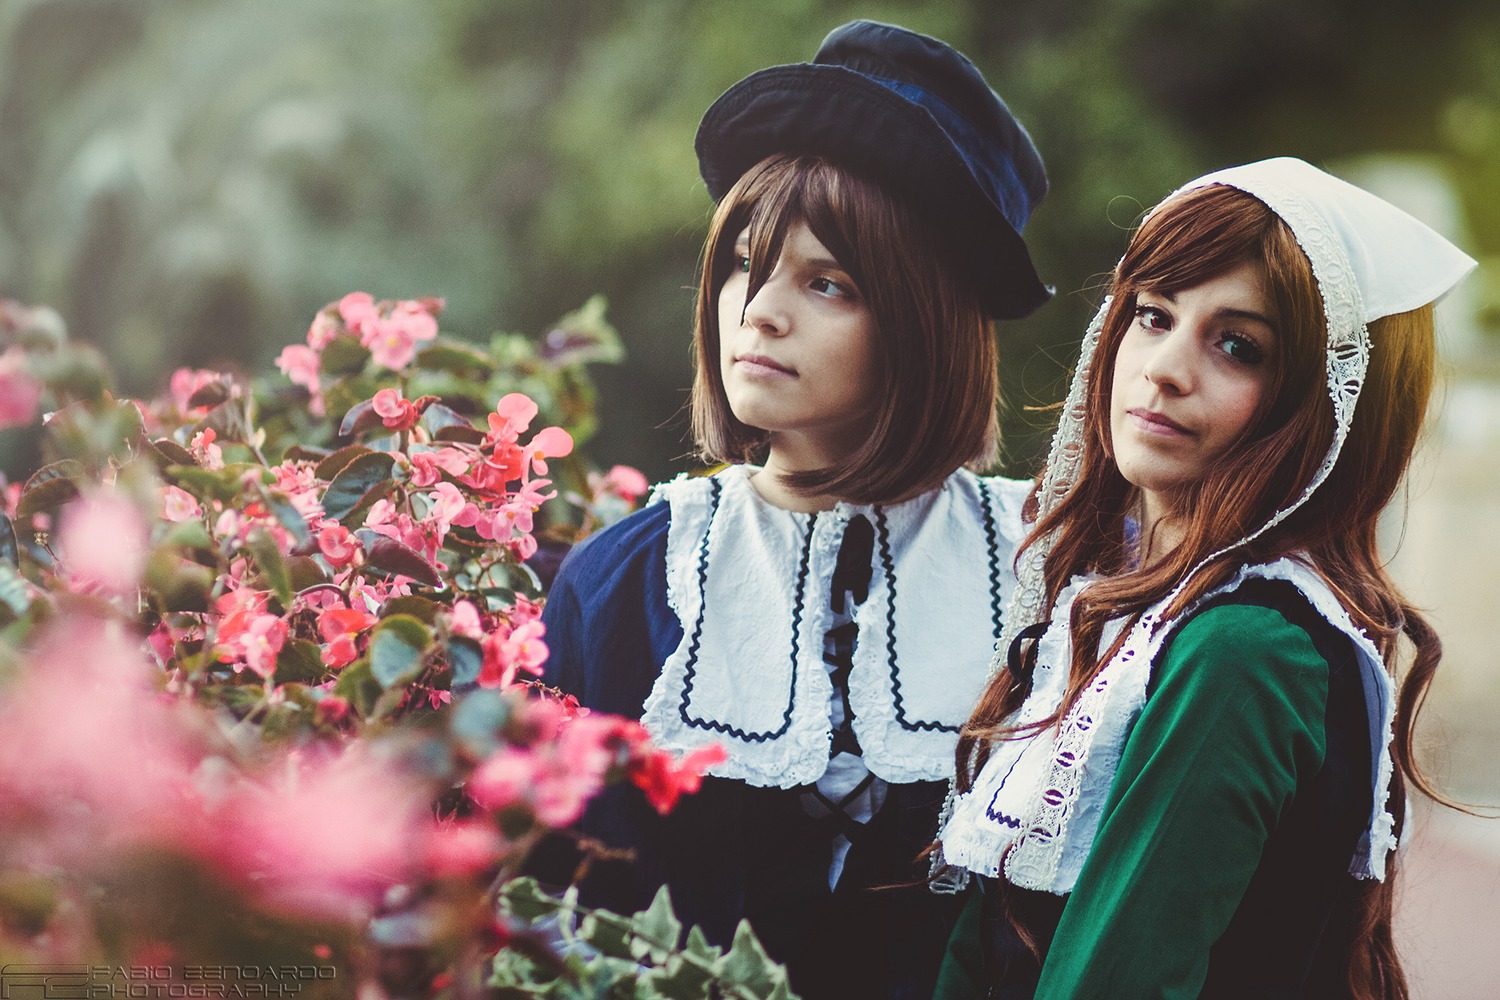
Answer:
[{"xmin": 1153, "ymin": 289, "xmax": 1275, "ymax": 329}]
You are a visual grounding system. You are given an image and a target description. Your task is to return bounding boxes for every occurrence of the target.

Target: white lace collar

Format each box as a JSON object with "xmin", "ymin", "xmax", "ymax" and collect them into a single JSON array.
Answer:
[
  {"xmin": 939, "ymin": 557, "xmax": 1398, "ymax": 892},
  {"xmin": 640, "ymin": 465, "xmax": 1029, "ymax": 789}
]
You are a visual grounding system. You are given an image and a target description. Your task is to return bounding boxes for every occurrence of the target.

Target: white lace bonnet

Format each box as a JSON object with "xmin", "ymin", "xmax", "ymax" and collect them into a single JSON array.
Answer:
[{"xmin": 999, "ymin": 156, "xmax": 1478, "ymax": 667}]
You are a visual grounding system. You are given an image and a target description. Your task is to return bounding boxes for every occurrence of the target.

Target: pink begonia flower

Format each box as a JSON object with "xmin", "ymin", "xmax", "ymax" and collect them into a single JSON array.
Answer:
[
  {"xmin": 508, "ymin": 532, "xmax": 538, "ymax": 561},
  {"xmin": 337, "ymin": 291, "xmax": 380, "ymax": 339},
  {"xmin": 478, "ymin": 620, "xmax": 547, "ymax": 689},
  {"xmin": 598, "ymin": 465, "xmax": 650, "ymax": 503},
  {"xmin": 424, "ymin": 818, "xmax": 507, "ymax": 878},
  {"xmin": 449, "ymin": 599, "xmax": 486, "ymax": 641},
  {"xmin": 363, "ymin": 305, "xmax": 437, "ymax": 372},
  {"xmin": 317, "ymin": 606, "xmax": 375, "ymax": 670},
  {"xmin": 190, "ymin": 428, "xmax": 223, "ymax": 470},
  {"xmin": 217, "ymin": 747, "xmax": 430, "ymax": 922},
  {"xmin": 318, "ymin": 524, "xmax": 361, "ymax": 568},
  {"xmin": 161, "ymin": 485, "xmax": 202, "ymax": 523},
  {"xmin": 276, "ymin": 344, "xmax": 320, "ymax": 393},
  {"xmin": 372, "ymin": 387, "xmax": 421, "ymax": 431},
  {"xmin": 0, "ymin": 347, "xmax": 42, "ymax": 429},
  {"xmin": 467, "ymin": 751, "xmax": 535, "ymax": 812},
  {"xmin": 525, "ymin": 426, "xmax": 574, "ymax": 476},
  {"xmin": 409, "ymin": 447, "xmax": 470, "ymax": 488},
  {"xmin": 306, "ymin": 309, "xmax": 341, "ymax": 350},
  {"xmin": 426, "ymin": 481, "xmax": 468, "ymax": 536},
  {"xmin": 167, "ymin": 367, "xmax": 227, "ymax": 415},
  {"xmin": 58, "ymin": 493, "xmax": 149, "ymax": 595},
  {"xmin": 510, "ymin": 595, "xmax": 543, "ymax": 626},
  {"xmin": 488, "ymin": 393, "xmax": 538, "ymax": 441},
  {"xmin": 238, "ymin": 614, "xmax": 288, "ymax": 679},
  {"xmin": 630, "ymin": 742, "xmax": 730, "ymax": 814}
]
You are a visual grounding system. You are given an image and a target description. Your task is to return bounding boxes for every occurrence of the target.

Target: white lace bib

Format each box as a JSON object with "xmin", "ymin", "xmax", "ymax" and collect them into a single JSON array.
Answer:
[
  {"xmin": 940, "ymin": 557, "xmax": 1398, "ymax": 892},
  {"xmin": 640, "ymin": 466, "xmax": 1029, "ymax": 788}
]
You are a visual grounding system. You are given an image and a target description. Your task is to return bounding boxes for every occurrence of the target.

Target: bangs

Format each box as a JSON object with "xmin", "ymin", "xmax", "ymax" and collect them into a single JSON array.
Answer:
[{"xmin": 719, "ymin": 155, "xmax": 870, "ymax": 314}]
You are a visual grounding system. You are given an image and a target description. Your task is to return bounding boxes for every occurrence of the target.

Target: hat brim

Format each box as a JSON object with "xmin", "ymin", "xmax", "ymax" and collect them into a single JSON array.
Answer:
[{"xmin": 695, "ymin": 64, "xmax": 1051, "ymax": 320}]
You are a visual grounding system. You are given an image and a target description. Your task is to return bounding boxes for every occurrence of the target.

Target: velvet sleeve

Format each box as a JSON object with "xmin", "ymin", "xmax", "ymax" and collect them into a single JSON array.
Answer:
[{"xmin": 1033, "ymin": 603, "xmax": 1332, "ymax": 1000}]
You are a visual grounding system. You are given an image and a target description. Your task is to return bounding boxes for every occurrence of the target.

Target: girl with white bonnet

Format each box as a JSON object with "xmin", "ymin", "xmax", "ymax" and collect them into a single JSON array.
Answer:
[{"xmin": 935, "ymin": 157, "xmax": 1476, "ymax": 999}]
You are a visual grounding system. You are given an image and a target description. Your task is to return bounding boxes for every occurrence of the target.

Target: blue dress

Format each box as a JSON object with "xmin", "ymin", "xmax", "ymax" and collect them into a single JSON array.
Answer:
[{"xmin": 537, "ymin": 468, "xmax": 1029, "ymax": 1000}]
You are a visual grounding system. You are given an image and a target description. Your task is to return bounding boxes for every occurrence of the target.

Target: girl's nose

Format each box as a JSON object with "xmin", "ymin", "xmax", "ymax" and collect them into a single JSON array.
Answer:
[
  {"xmin": 1141, "ymin": 327, "xmax": 1196, "ymax": 394},
  {"xmin": 741, "ymin": 273, "xmax": 792, "ymax": 337}
]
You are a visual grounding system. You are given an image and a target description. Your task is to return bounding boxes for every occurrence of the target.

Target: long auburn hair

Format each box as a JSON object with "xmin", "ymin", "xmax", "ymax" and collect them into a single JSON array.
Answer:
[
  {"xmin": 956, "ymin": 185, "xmax": 1440, "ymax": 1000},
  {"xmin": 689, "ymin": 153, "xmax": 1000, "ymax": 504}
]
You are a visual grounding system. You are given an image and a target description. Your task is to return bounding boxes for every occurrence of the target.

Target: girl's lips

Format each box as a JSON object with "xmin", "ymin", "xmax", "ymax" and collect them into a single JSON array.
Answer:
[
  {"xmin": 1128, "ymin": 408, "xmax": 1191, "ymax": 436},
  {"xmin": 734, "ymin": 354, "xmax": 796, "ymax": 377}
]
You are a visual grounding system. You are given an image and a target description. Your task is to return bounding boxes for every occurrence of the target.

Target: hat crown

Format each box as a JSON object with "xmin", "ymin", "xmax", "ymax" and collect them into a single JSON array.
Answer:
[{"xmin": 813, "ymin": 21, "xmax": 1046, "ymax": 209}]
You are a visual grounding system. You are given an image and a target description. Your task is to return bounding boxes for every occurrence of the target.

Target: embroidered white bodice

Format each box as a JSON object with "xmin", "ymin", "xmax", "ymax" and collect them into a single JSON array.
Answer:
[
  {"xmin": 940, "ymin": 557, "xmax": 1398, "ymax": 893},
  {"xmin": 640, "ymin": 465, "xmax": 1030, "ymax": 789}
]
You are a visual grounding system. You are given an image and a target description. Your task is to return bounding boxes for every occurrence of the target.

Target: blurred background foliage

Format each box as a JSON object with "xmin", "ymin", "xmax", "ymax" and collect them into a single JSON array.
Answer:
[{"xmin": 1, "ymin": 0, "xmax": 1498, "ymax": 483}]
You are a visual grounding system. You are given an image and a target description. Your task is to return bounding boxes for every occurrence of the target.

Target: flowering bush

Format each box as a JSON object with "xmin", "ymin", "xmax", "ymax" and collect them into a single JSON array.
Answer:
[{"xmin": 0, "ymin": 296, "xmax": 791, "ymax": 999}]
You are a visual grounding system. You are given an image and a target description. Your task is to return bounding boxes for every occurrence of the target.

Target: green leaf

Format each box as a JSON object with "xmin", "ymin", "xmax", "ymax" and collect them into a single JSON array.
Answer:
[
  {"xmin": 262, "ymin": 490, "xmax": 312, "ymax": 549},
  {"xmin": 16, "ymin": 461, "xmax": 83, "ymax": 520},
  {"xmin": 322, "ymin": 451, "xmax": 396, "ymax": 522},
  {"xmin": 640, "ymin": 957, "xmax": 714, "ymax": 1000},
  {"xmin": 314, "ymin": 444, "xmax": 375, "ymax": 481},
  {"xmin": 0, "ymin": 563, "xmax": 30, "ymax": 617},
  {"xmin": 368, "ymin": 613, "xmax": 431, "ymax": 688},
  {"xmin": 713, "ymin": 921, "xmax": 785, "ymax": 999},
  {"xmin": 382, "ymin": 594, "xmax": 442, "ymax": 623},
  {"xmin": 415, "ymin": 341, "xmax": 494, "ymax": 380},
  {"xmin": 682, "ymin": 925, "xmax": 720, "ymax": 962},
  {"xmin": 0, "ymin": 515, "xmax": 17, "ymax": 565},
  {"xmin": 449, "ymin": 688, "xmax": 510, "ymax": 759},
  {"xmin": 286, "ymin": 556, "xmax": 329, "ymax": 591},
  {"xmin": 538, "ymin": 295, "xmax": 624, "ymax": 368},
  {"xmin": 333, "ymin": 658, "xmax": 380, "ymax": 718},
  {"xmin": 274, "ymin": 639, "xmax": 326, "ymax": 685},
  {"xmin": 629, "ymin": 887, "xmax": 682, "ymax": 965},
  {"xmin": 578, "ymin": 910, "xmax": 636, "ymax": 961},
  {"xmin": 145, "ymin": 437, "xmax": 196, "ymax": 469},
  {"xmin": 319, "ymin": 333, "xmax": 370, "ymax": 376},
  {"xmin": 418, "ymin": 401, "xmax": 474, "ymax": 436},
  {"xmin": 162, "ymin": 518, "xmax": 215, "ymax": 553},
  {"xmin": 144, "ymin": 552, "xmax": 214, "ymax": 613},
  {"xmin": 246, "ymin": 528, "xmax": 293, "ymax": 609},
  {"xmin": 499, "ymin": 877, "xmax": 563, "ymax": 924},
  {"xmin": 338, "ymin": 397, "xmax": 384, "ymax": 438},
  {"xmin": 357, "ymin": 530, "xmax": 442, "ymax": 588},
  {"xmin": 447, "ymin": 636, "xmax": 482, "ymax": 689}
]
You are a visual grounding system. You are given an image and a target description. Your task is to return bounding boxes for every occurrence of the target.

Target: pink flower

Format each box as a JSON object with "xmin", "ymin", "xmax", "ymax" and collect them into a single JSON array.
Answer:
[
  {"xmin": 408, "ymin": 447, "xmax": 470, "ymax": 488},
  {"xmin": 596, "ymin": 464, "xmax": 650, "ymax": 503},
  {"xmin": 337, "ymin": 292, "xmax": 380, "ymax": 340},
  {"xmin": 276, "ymin": 344, "xmax": 320, "ymax": 393},
  {"xmin": 525, "ymin": 426, "xmax": 574, "ymax": 476},
  {"xmin": 630, "ymin": 743, "xmax": 729, "ymax": 814},
  {"xmin": 424, "ymin": 819, "xmax": 507, "ymax": 878},
  {"xmin": 488, "ymin": 393, "xmax": 538, "ymax": 442},
  {"xmin": 317, "ymin": 524, "xmax": 361, "ymax": 568},
  {"xmin": 190, "ymin": 428, "xmax": 223, "ymax": 470},
  {"xmin": 306, "ymin": 310, "xmax": 341, "ymax": 350},
  {"xmin": 467, "ymin": 751, "xmax": 536, "ymax": 813},
  {"xmin": 426, "ymin": 481, "xmax": 468, "ymax": 536},
  {"xmin": 168, "ymin": 368, "xmax": 227, "ymax": 415},
  {"xmin": 238, "ymin": 614, "xmax": 288, "ymax": 679},
  {"xmin": 363, "ymin": 305, "xmax": 437, "ymax": 372},
  {"xmin": 216, "ymin": 747, "xmax": 429, "ymax": 921},
  {"xmin": 161, "ymin": 485, "xmax": 202, "ymax": 523},
  {"xmin": 478, "ymin": 621, "xmax": 548, "ymax": 689},
  {"xmin": 449, "ymin": 599, "xmax": 485, "ymax": 641},
  {"xmin": 372, "ymin": 387, "xmax": 420, "ymax": 431},
  {"xmin": 0, "ymin": 347, "xmax": 41, "ymax": 429},
  {"xmin": 58, "ymin": 492, "xmax": 149, "ymax": 595}
]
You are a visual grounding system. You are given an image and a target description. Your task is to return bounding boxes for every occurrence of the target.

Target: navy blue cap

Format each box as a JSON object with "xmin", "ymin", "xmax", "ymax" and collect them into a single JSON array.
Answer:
[{"xmin": 695, "ymin": 20, "xmax": 1052, "ymax": 319}]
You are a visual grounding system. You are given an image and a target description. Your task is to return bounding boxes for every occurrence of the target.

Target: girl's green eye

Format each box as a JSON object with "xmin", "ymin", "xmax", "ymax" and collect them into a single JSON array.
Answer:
[{"xmin": 733, "ymin": 254, "xmax": 750, "ymax": 273}]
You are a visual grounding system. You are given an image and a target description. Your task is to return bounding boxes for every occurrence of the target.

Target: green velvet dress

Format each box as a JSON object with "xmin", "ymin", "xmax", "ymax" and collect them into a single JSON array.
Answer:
[{"xmin": 936, "ymin": 578, "xmax": 1375, "ymax": 1000}]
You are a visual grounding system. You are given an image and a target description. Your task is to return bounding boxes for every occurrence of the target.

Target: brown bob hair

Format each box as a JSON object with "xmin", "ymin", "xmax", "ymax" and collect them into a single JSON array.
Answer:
[
  {"xmin": 957, "ymin": 184, "xmax": 1440, "ymax": 1000},
  {"xmin": 689, "ymin": 153, "xmax": 1001, "ymax": 504}
]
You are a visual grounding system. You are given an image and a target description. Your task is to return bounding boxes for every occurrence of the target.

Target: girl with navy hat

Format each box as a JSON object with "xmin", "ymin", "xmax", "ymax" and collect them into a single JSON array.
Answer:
[
  {"xmin": 538, "ymin": 20, "xmax": 1050, "ymax": 999},
  {"xmin": 935, "ymin": 159, "xmax": 1475, "ymax": 999}
]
